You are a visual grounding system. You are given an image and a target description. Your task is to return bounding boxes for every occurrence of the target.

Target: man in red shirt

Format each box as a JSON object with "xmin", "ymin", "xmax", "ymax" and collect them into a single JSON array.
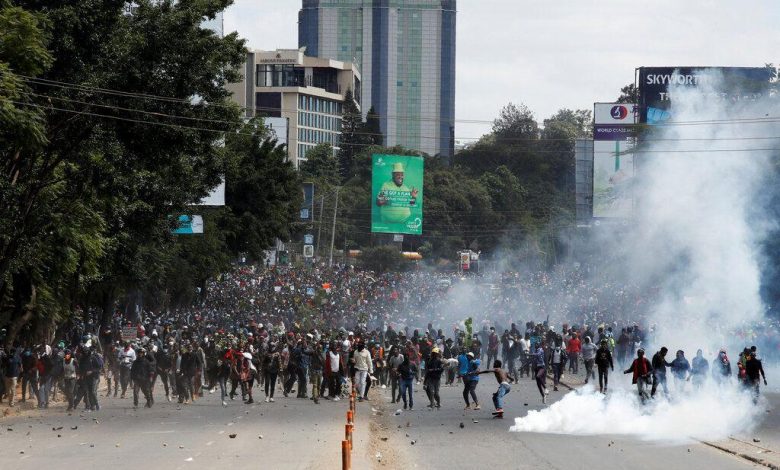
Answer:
[{"xmin": 567, "ymin": 333, "xmax": 581, "ymax": 375}]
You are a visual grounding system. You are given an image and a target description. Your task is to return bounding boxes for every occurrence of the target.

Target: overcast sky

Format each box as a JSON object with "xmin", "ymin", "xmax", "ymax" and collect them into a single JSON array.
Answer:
[{"xmin": 224, "ymin": 0, "xmax": 780, "ymax": 139}]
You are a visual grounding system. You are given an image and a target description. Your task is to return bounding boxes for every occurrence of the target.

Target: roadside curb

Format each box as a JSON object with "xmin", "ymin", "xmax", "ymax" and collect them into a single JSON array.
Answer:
[{"xmin": 699, "ymin": 438, "xmax": 780, "ymax": 470}]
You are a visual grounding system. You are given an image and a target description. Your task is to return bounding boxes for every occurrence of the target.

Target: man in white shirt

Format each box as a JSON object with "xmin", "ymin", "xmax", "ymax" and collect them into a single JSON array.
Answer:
[
  {"xmin": 352, "ymin": 342, "xmax": 373, "ymax": 402},
  {"xmin": 117, "ymin": 343, "xmax": 136, "ymax": 398}
]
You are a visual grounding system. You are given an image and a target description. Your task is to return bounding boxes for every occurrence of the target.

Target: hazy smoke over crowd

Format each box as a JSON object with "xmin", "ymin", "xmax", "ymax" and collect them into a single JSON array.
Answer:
[{"xmin": 511, "ymin": 71, "xmax": 780, "ymax": 441}]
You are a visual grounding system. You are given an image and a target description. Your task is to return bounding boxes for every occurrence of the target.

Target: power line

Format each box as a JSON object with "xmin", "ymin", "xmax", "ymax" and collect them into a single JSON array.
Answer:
[
  {"xmin": 8, "ymin": 96, "xmax": 780, "ymax": 156},
  {"xmin": 16, "ymin": 73, "xmax": 780, "ymax": 129}
]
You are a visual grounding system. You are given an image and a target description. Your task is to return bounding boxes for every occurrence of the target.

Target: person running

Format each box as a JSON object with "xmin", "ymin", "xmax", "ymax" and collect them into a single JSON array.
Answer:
[
  {"xmin": 424, "ymin": 347, "xmax": 443, "ymax": 409},
  {"xmin": 745, "ymin": 350, "xmax": 767, "ymax": 404},
  {"xmin": 397, "ymin": 353, "xmax": 416, "ymax": 410},
  {"xmin": 624, "ymin": 348, "xmax": 652, "ymax": 403},
  {"xmin": 651, "ymin": 347, "xmax": 672, "ymax": 398},
  {"xmin": 531, "ymin": 344, "xmax": 548, "ymax": 404},
  {"xmin": 713, "ymin": 348, "xmax": 731, "ymax": 384},
  {"xmin": 690, "ymin": 349, "xmax": 709, "ymax": 389},
  {"xmin": 388, "ymin": 346, "xmax": 404, "ymax": 403},
  {"xmin": 581, "ymin": 336, "xmax": 597, "ymax": 384},
  {"xmin": 670, "ymin": 350, "xmax": 690, "ymax": 393},
  {"xmin": 595, "ymin": 339, "xmax": 614, "ymax": 393},
  {"xmin": 462, "ymin": 352, "xmax": 481, "ymax": 410},
  {"xmin": 550, "ymin": 344, "xmax": 567, "ymax": 392},
  {"xmin": 473, "ymin": 360, "xmax": 514, "ymax": 419}
]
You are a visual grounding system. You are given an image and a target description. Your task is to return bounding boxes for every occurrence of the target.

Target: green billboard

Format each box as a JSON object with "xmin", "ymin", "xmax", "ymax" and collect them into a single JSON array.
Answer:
[{"xmin": 371, "ymin": 154, "xmax": 424, "ymax": 235}]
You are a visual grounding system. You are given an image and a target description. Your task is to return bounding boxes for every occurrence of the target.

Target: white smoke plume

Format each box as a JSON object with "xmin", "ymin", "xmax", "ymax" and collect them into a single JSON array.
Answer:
[{"xmin": 511, "ymin": 70, "xmax": 780, "ymax": 441}]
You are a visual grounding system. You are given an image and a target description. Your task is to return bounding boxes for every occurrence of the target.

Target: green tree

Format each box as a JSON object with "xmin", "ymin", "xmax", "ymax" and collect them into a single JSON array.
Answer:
[
  {"xmin": 299, "ymin": 143, "xmax": 341, "ymax": 189},
  {"xmin": 337, "ymin": 88, "xmax": 362, "ymax": 179},
  {"xmin": 1, "ymin": 0, "xmax": 247, "ymax": 341},
  {"xmin": 492, "ymin": 102, "xmax": 538, "ymax": 144},
  {"xmin": 616, "ymin": 83, "xmax": 638, "ymax": 103},
  {"xmin": 361, "ymin": 105, "xmax": 383, "ymax": 146},
  {"xmin": 222, "ymin": 122, "xmax": 302, "ymax": 260}
]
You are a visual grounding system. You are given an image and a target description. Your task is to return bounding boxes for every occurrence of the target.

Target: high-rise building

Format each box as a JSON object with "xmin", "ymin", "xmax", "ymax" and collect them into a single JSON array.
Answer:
[
  {"xmin": 227, "ymin": 48, "xmax": 361, "ymax": 168},
  {"xmin": 299, "ymin": 0, "xmax": 456, "ymax": 158}
]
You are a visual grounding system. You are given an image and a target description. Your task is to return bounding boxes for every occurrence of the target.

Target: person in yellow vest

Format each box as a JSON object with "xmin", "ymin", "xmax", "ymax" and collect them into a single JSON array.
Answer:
[{"xmin": 376, "ymin": 162, "xmax": 418, "ymax": 223}]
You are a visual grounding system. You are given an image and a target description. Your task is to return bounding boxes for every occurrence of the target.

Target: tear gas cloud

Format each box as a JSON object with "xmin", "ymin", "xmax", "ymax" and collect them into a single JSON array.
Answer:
[{"xmin": 509, "ymin": 71, "xmax": 780, "ymax": 441}]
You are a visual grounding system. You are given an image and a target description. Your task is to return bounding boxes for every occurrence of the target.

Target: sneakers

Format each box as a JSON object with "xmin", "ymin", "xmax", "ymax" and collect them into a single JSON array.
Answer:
[
  {"xmin": 222, "ymin": 400, "xmax": 227, "ymax": 407},
  {"xmin": 464, "ymin": 405, "xmax": 471, "ymax": 410},
  {"xmin": 265, "ymin": 397, "xmax": 270, "ymax": 403},
  {"xmin": 473, "ymin": 404, "xmax": 481, "ymax": 410},
  {"xmin": 381, "ymin": 385, "xmax": 386, "ymax": 389},
  {"xmin": 269, "ymin": 398, "xmax": 275, "ymax": 403},
  {"xmin": 553, "ymin": 386, "xmax": 558, "ymax": 391},
  {"xmin": 332, "ymin": 397, "xmax": 339, "ymax": 402},
  {"xmin": 246, "ymin": 398, "xmax": 254, "ymax": 404},
  {"xmin": 542, "ymin": 395, "xmax": 547, "ymax": 404}
]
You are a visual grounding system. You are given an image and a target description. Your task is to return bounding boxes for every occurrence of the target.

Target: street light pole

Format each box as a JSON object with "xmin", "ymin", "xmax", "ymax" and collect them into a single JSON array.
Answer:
[{"xmin": 328, "ymin": 187, "xmax": 340, "ymax": 267}]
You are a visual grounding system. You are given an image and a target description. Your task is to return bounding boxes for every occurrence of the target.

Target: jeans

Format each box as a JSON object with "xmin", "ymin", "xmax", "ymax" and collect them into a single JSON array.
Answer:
[
  {"xmin": 598, "ymin": 366, "xmax": 610, "ymax": 390},
  {"xmin": 462, "ymin": 380, "xmax": 478, "ymax": 406},
  {"xmin": 264, "ymin": 372, "xmax": 278, "ymax": 398},
  {"xmin": 218, "ymin": 376, "xmax": 228, "ymax": 401},
  {"xmin": 424, "ymin": 377, "xmax": 441, "ymax": 407},
  {"xmin": 535, "ymin": 366, "xmax": 547, "ymax": 397},
  {"xmin": 38, "ymin": 376, "xmax": 52, "ymax": 408},
  {"xmin": 22, "ymin": 370, "xmax": 38, "ymax": 402},
  {"xmin": 355, "ymin": 370, "xmax": 369, "ymax": 398},
  {"xmin": 155, "ymin": 369, "xmax": 172, "ymax": 397},
  {"xmin": 651, "ymin": 372, "xmax": 668, "ymax": 397},
  {"xmin": 400, "ymin": 378, "xmax": 413, "ymax": 408},
  {"xmin": 584, "ymin": 359, "xmax": 595, "ymax": 382},
  {"xmin": 297, "ymin": 366, "xmax": 308, "ymax": 397},
  {"xmin": 390, "ymin": 374, "xmax": 401, "ymax": 402},
  {"xmin": 568, "ymin": 352, "xmax": 579, "ymax": 374},
  {"xmin": 552, "ymin": 363, "xmax": 563, "ymax": 386},
  {"xmin": 637, "ymin": 376, "xmax": 651, "ymax": 402},
  {"xmin": 63, "ymin": 377, "xmax": 77, "ymax": 409},
  {"xmin": 493, "ymin": 382, "xmax": 511, "ymax": 410}
]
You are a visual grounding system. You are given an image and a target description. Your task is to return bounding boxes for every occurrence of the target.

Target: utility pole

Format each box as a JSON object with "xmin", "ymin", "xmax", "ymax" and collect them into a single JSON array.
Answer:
[
  {"xmin": 328, "ymin": 187, "xmax": 340, "ymax": 267},
  {"xmin": 315, "ymin": 194, "xmax": 325, "ymax": 259}
]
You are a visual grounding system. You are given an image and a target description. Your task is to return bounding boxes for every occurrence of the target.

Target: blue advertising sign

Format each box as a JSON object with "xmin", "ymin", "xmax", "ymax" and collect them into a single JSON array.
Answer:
[
  {"xmin": 300, "ymin": 182, "xmax": 314, "ymax": 221},
  {"xmin": 637, "ymin": 67, "xmax": 773, "ymax": 123}
]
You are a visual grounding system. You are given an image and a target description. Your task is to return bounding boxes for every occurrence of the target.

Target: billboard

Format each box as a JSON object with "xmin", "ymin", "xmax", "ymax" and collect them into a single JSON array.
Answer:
[
  {"xmin": 592, "ymin": 103, "xmax": 636, "ymax": 218},
  {"xmin": 371, "ymin": 154, "xmax": 424, "ymax": 235},
  {"xmin": 173, "ymin": 215, "xmax": 204, "ymax": 234},
  {"xmin": 637, "ymin": 67, "xmax": 773, "ymax": 124},
  {"xmin": 265, "ymin": 117, "xmax": 288, "ymax": 147},
  {"xmin": 300, "ymin": 182, "xmax": 314, "ymax": 221}
]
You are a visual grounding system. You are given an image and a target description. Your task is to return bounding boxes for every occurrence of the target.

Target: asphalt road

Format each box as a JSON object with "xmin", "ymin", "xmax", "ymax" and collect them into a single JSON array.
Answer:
[
  {"xmin": 367, "ymin": 376, "xmax": 762, "ymax": 470},
  {"xmin": 0, "ymin": 380, "xmax": 370, "ymax": 470},
  {"xmin": 0, "ymin": 375, "xmax": 771, "ymax": 470}
]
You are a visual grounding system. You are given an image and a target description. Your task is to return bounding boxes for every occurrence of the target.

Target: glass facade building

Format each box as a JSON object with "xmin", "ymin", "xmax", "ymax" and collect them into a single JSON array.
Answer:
[{"xmin": 299, "ymin": 0, "xmax": 456, "ymax": 158}]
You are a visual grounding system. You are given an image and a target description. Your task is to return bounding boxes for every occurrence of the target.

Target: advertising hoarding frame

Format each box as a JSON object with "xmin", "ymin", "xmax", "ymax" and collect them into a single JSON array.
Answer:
[{"xmin": 371, "ymin": 154, "xmax": 424, "ymax": 235}]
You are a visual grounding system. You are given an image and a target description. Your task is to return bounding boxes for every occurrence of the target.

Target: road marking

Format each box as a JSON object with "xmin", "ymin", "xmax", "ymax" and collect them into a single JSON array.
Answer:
[{"xmin": 142, "ymin": 430, "xmax": 176, "ymax": 434}]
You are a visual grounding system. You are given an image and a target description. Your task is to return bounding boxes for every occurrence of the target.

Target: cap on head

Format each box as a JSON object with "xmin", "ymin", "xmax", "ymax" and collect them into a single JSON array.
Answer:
[{"xmin": 467, "ymin": 352, "xmax": 474, "ymax": 358}]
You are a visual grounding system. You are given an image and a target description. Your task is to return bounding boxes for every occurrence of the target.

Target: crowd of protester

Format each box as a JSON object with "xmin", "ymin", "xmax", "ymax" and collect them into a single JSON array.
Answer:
[{"xmin": 0, "ymin": 263, "xmax": 775, "ymax": 414}]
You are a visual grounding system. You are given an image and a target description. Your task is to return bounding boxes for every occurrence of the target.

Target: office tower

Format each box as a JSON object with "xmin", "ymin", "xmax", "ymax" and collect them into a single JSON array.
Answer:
[{"xmin": 299, "ymin": 0, "xmax": 455, "ymax": 158}]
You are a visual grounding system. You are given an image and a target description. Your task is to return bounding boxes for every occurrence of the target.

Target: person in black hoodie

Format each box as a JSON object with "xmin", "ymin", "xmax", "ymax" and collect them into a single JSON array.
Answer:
[
  {"xmin": 595, "ymin": 339, "xmax": 614, "ymax": 393},
  {"xmin": 155, "ymin": 345, "xmax": 173, "ymax": 402},
  {"xmin": 131, "ymin": 348, "xmax": 154, "ymax": 408},
  {"xmin": 424, "ymin": 348, "xmax": 444, "ymax": 408},
  {"xmin": 745, "ymin": 351, "xmax": 767, "ymax": 404},
  {"xmin": 651, "ymin": 347, "xmax": 672, "ymax": 398}
]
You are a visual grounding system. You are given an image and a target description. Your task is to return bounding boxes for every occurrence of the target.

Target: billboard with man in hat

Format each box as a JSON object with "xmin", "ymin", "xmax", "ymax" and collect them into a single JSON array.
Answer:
[{"xmin": 371, "ymin": 154, "xmax": 424, "ymax": 235}]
